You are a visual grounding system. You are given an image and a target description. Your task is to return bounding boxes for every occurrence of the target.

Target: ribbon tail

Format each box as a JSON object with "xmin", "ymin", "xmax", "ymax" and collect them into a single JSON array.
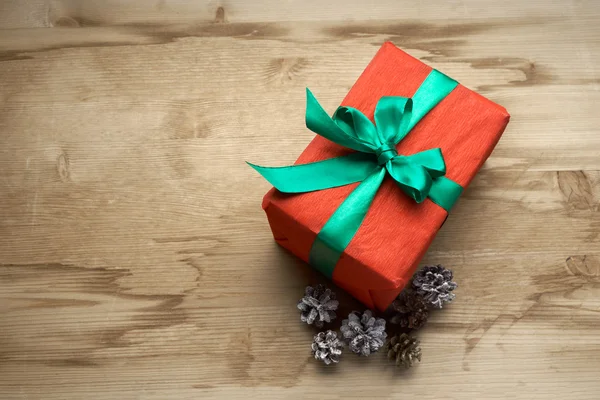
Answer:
[
  {"xmin": 427, "ymin": 176, "xmax": 464, "ymax": 212},
  {"xmin": 247, "ymin": 152, "xmax": 379, "ymax": 194},
  {"xmin": 309, "ymin": 167, "xmax": 387, "ymax": 278}
]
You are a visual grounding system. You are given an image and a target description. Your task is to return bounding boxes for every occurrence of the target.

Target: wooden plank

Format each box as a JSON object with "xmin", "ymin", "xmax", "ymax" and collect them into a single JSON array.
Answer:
[
  {"xmin": 0, "ymin": 0, "xmax": 48, "ymax": 28},
  {"xmin": 1, "ymin": 1, "xmax": 600, "ymax": 399},
  {"xmin": 3, "ymin": 0, "xmax": 600, "ymax": 28}
]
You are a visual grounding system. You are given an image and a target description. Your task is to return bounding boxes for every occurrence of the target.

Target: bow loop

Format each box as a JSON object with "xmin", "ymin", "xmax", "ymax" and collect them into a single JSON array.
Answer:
[
  {"xmin": 374, "ymin": 96, "xmax": 413, "ymax": 146},
  {"xmin": 385, "ymin": 148, "xmax": 447, "ymax": 203},
  {"xmin": 332, "ymin": 107, "xmax": 379, "ymax": 150},
  {"xmin": 305, "ymin": 89, "xmax": 375, "ymax": 153},
  {"xmin": 387, "ymin": 156, "xmax": 432, "ymax": 203}
]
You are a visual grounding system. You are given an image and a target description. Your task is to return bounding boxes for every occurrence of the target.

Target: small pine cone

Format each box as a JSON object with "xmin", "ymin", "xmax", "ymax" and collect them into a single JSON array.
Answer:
[
  {"xmin": 387, "ymin": 333, "xmax": 422, "ymax": 369},
  {"xmin": 297, "ymin": 284, "xmax": 339, "ymax": 328},
  {"xmin": 340, "ymin": 310, "xmax": 387, "ymax": 356},
  {"xmin": 311, "ymin": 330, "xmax": 343, "ymax": 365},
  {"xmin": 412, "ymin": 265, "xmax": 457, "ymax": 309},
  {"xmin": 389, "ymin": 290, "xmax": 429, "ymax": 329}
]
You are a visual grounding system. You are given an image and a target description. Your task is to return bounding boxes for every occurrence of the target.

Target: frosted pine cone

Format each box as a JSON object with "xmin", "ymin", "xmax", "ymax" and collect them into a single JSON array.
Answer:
[
  {"xmin": 389, "ymin": 290, "xmax": 429, "ymax": 329},
  {"xmin": 340, "ymin": 310, "xmax": 387, "ymax": 356},
  {"xmin": 387, "ymin": 333, "xmax": 422, "ymax": 369},
  {"xmin": 311, "ymin": 330, "xmax": 343, "ymax": 365},
  {"xmin": 413, "ymin": 265, "xmax": 457, "ymax": 308},
  {"xmin": 297, "ymin": 284, "xmax": 339, "ymax": 328}
]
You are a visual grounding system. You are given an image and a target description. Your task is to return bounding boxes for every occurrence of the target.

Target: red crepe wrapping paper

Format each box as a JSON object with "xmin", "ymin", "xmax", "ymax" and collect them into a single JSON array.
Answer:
[{"xmin": 261, "ymin": 42, "xmax": 510, "ymax": 311}]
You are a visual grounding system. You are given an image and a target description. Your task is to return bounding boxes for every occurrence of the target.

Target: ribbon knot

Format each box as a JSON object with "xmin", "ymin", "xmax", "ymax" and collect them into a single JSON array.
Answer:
[
  {"xmin": 248, "ymin": 69, "xmax": 465, "ymax": 278},
  {"xmin": 375, "ymin": 144, "xmax": 397, "ymax": 165}
]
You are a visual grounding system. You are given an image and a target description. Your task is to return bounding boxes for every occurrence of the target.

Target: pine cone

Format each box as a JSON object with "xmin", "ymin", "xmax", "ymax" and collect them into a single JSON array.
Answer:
[
  {"xmin": 387, "ymin": 333, "xmax": 422, "ymax": 369},
  {"xmin": 340, "ymin": 310, "xmax": 387, "ymax": 356},
  {"xmin": 389, "ymin": 290, "xmax": 429, "ymax": 329},
  {"xmin": 297, "ymin": 284, "xmax": 339, "ymax": 328},
  {"xmin": 413, "ymin": 265, "xmax": 457, "ymax": 308},
  {"xmin": 311, "ymin": 330, "xmax": 343, "ymax": 365}
]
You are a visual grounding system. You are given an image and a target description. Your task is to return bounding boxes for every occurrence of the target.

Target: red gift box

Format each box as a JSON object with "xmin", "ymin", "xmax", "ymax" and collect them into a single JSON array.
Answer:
[{"xmin": 260, "ymin": 42, "xmax": 509, "ymax": 311}]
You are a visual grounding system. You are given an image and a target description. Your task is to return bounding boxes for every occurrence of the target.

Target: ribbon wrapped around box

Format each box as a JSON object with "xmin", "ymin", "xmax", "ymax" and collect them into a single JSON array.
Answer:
[{"xmin": 250, "ymin": 42, "xmax": 510, "ymax": 311}]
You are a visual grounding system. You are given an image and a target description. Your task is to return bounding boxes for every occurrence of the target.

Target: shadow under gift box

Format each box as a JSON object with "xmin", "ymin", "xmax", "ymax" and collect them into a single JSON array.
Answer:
[{"xmin": 261, "ymin": 42, "xmax": 510, "ymax": 311}]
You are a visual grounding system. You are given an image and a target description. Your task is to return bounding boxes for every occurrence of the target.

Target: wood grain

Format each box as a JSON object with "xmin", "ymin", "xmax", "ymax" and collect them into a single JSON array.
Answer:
[{"xmin": 1, "ymin": 1, "xmax": 599, "ymax": 399}]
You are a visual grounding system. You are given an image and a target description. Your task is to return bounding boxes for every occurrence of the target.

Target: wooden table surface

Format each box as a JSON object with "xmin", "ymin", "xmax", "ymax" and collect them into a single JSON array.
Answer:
[{"xmin": 1, "ymin": 1, "xmax": 600, "ymax": 399}]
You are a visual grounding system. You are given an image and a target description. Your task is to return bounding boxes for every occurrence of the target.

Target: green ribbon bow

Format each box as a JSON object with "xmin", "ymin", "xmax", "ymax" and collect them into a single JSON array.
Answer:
[{"xmin": 249, "ymin": 70, "xmax": 464, "ymax": 278}]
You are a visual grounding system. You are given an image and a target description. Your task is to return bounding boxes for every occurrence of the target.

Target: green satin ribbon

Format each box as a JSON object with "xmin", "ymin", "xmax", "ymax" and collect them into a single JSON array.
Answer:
[{"xmin": 249, "ymin": 70, "xmax": 464, "ymax": 278}]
